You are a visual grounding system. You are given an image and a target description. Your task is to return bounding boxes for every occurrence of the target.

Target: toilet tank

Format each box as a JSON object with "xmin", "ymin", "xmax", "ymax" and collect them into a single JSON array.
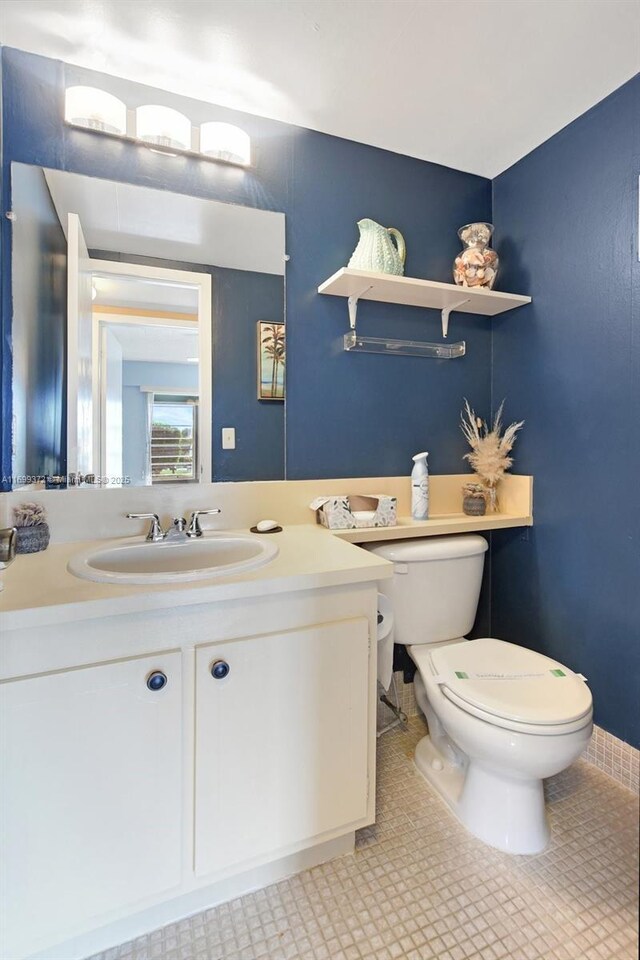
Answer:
[{"xmin": 365, "ymin": 535, "xmax": 488, "ymax": 646}]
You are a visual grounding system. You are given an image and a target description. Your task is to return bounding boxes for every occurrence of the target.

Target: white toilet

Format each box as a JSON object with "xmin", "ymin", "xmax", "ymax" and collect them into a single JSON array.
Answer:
[{"xmin": 367, "ymin": 535, "xmax": 593, "ymax": 855}]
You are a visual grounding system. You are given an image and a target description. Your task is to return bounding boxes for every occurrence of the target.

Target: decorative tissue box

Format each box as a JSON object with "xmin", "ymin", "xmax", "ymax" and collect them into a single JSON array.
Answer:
[{"xmin": 310, "ymin": 494, "xmax": 397, "ymax": 530}]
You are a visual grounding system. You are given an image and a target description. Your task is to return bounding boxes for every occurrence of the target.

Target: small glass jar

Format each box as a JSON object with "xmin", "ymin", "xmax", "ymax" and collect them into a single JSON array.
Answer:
[
  {"xmin": 463, "ymin": 495, "xmax": 486, "ymax": 517},
  {"xmin": 462, "ymin": 483, "xmax": 487, "ymax": 516},
  {"xmin": 453, "ymin": 222, "xmax": 499, "ymax": 290}
]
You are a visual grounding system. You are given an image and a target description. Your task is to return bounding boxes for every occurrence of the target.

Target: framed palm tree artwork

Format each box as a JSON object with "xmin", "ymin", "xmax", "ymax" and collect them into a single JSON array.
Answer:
[{"xmin": 257, "ymin": 321, "xmax": 285, "ymax": 400}]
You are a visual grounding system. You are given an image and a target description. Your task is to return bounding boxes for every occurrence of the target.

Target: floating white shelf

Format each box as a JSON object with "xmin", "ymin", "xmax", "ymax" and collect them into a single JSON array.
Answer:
[{"xmin": 318, "ymin": 267, "xmax": 531, "ymax": 357}]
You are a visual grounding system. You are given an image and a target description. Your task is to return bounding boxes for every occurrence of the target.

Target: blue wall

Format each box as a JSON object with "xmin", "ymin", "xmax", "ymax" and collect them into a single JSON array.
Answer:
[
  {"xmin": 492, "ymin": 76, "xmax": 640, "ymax": 748},
  {"xmin": 286, "ymin": 130, "xmax": 493, "ymax": 479},
  {"xmin": 0, "ymin": 47, "xmax": 492, "ymax": 488},
  {"xmin": 211, "ymin": 266, "xmax": 284, "ymax": 481}
]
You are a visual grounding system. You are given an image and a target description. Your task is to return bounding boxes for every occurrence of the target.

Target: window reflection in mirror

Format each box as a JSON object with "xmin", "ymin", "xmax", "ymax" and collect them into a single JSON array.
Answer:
[
  {"xmin": 151, "ymin": 396, "xmax": 198, "ymax": 483},
  {"xmin": 8, "ymin": 164, "xmax": 286, "ymax": 490}
]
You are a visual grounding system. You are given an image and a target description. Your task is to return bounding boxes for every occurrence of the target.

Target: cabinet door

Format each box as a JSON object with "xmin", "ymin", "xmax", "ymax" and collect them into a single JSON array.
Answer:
[
  {"xmin": 195, "ymin": 618, "xmax": 370, "ymax": 878},
  {"xmin": 1, "ymin": 653, "xmax": 183, "ymax": 959}
]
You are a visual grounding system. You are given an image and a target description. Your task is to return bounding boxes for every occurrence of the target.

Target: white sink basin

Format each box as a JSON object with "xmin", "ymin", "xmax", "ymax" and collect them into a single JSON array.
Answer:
[{"xmin": 68, "ymin": 533, "xmax": 279, "ymax": 585}]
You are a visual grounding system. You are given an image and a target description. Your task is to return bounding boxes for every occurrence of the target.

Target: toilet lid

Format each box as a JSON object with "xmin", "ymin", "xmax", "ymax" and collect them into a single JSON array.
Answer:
[{"xmin": 428, "ymin": 638, "xmax": 592, "ymax": 726}]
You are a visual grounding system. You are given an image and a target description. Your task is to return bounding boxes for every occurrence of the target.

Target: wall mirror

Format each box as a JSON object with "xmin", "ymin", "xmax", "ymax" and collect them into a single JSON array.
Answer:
[{"xmin": 8, "ymin": 163, "xmax": 286, "ymax": 489}]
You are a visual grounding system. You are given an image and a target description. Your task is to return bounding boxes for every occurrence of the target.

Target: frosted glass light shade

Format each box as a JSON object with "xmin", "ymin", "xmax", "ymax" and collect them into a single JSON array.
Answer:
[
  {"xmin": 136, "ymin": 105, "xmax": 191, "ymax": 151},
  {"xmin": 65, "ymin": 86, "xmax": 127, "ymax": 135},
  {"xmin": 199, "ymin": 122, "xmax": 251, "ymax": 166}
]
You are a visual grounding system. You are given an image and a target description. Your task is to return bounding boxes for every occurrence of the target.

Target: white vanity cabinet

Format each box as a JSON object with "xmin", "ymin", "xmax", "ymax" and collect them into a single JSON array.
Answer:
[
  {"xmin": 194, "ymin": 618, "xmax": 370, "ymax": 877},
  {"xmin": 0, "ymin": 652, "xmax": 184, "ymax": 960},
  {"xmin": 0, "ymin": 580, "xmax": 379, "ymax": 960}
]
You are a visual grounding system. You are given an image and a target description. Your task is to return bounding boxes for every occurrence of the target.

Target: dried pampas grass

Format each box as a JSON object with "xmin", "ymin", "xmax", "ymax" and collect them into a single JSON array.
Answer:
[{"xmin": 460, "ymin": 400, "xmax": 523, "ymax": 510}]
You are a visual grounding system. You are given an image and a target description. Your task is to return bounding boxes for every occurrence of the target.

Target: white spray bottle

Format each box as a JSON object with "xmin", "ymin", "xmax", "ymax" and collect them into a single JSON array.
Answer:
[{"xmin": 411, "ymin": 452, "xmax": 429, "ymax": 520}]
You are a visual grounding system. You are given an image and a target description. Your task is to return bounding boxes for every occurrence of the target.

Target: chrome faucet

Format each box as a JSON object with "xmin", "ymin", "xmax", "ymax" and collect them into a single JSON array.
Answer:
[
  {"xmin": 163, "ymin": 517, "xmax": 189, "ymax": 541},
  {"xmin": 187, "ymin": 508, "xmax": 221, "ymax": 538},
  {"xmin": 126, "ymin": 509, "xmax": 221, "ymax": 542},
  {"xmin": 126, "ymin": 513, "xmax": 165, "ymax": 542}
]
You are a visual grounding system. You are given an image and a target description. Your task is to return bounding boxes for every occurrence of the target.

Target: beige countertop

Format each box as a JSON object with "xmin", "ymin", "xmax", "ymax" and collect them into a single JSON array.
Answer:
[
  {"xmin": 0, "ymin": 525, "xmax": 392, "ymax": 632},
  {"xmin": 0, "ymin": 497, "xmax": 533, "ymax": 631}
]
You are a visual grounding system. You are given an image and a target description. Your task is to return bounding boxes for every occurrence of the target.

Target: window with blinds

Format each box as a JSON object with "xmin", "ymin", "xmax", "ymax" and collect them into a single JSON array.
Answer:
[{"xmin": 150, "ymin": 395, "xmax": 198, "ymax": 483}]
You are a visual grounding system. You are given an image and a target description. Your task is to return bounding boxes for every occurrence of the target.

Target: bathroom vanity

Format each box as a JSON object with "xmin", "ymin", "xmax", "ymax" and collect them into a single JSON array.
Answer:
[
  {"xmin": 0, "ymin": 526, "xmax": 390, "ymax": 960},
  {"xmin": 0, "ymin": 474, "xmax": 532, "ymax": 959}
]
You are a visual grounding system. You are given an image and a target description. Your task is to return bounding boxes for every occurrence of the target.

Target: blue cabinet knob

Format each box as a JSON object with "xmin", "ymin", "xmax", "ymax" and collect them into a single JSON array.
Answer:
[
  {"xmin": 211, "ymin": 660, "xmax": 230, "ymax": 680},
  {"xmin": 146, "ymin": 670, "xmax": 167, "ymax": 691}
]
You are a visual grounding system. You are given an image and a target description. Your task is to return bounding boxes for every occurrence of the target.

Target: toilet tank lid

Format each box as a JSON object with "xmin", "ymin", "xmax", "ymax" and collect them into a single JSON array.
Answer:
[{"xmin": 366, "ymin": 535, "xmax": 488, "ymax": 563}]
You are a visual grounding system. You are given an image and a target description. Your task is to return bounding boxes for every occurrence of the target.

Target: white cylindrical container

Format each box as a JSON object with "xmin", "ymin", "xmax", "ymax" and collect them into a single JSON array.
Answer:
[
  {"xmin": 411, "ymin": 451, "xmax": 429, "ymax": 520},
  {"xmin": 376, "ymin": 593, "xmax": 395, "ymax": 690}
]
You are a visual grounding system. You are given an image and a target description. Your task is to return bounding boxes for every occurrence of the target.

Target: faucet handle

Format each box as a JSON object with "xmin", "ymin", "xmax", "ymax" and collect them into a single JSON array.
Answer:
[
  {"xmin": 126, "ymin": 513, "xmax": 165, "ymax": 542},
  {"xmin": 187, "ymin": 508, "xmax": 221, "ymax": 538}
]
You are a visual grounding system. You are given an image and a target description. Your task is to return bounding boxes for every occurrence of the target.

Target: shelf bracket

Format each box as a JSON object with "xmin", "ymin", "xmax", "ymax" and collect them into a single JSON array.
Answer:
[
  {"xmin": 347, "ymin": 284, "xmax": 374, "ymax": 330},
  {"xmin": 348, "ymin": 295, "xmax": 358, "ymax": 330},
  {"xmin": 441, "ymin": 297, "xmax": 470, "ymax": 338}
]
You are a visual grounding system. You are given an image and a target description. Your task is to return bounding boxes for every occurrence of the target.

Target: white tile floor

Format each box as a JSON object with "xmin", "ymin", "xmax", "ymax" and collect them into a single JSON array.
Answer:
[{"xmin": 90, "ymin": 718, "xmax": 639, "ymax": 960}]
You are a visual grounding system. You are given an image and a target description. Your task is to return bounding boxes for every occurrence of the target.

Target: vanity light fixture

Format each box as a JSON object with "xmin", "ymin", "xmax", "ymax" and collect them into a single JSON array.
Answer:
[
  {"xmin": 65, "ymin": 86, "xmax": 127, "ymax": 136},
  {"xmin": 136, "ymin": 105, "xmax": 192, "ymax": 152},
  {"xmin": 199, "ymin": 122, "xmax": 251, "ymax": 166},
  {"xmin": 63, "ymin": 86, "xmax": 252, "ymax": 167}
]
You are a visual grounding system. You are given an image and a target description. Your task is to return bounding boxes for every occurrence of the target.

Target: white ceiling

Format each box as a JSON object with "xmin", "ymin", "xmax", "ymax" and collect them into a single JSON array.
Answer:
[
  {"xmin": 91, "ymin": 274, "xmax": 199, "ymax": 314},
  {"xmin": 109, "ymin": 322, "xmax": 199, "ymax": 365},
  {"xmin": 1, "ymin": 0, "xmax": 638, "ymax": 177}
]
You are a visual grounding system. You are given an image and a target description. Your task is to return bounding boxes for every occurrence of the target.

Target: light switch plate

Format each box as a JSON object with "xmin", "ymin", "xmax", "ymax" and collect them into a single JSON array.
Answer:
[{"xmin": 222, "ymin": 427, "xmax": 236, "ymax": 450}]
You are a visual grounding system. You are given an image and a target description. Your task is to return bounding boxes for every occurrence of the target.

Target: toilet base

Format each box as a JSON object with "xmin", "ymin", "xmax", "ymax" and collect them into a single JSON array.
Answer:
[
  {"xmin": 414, "ymin": 735, "xmax": 550, "ymax": 855},
  {"xmin": 415, "ymin": 734, "xmax": 465, "ymax": 808}
]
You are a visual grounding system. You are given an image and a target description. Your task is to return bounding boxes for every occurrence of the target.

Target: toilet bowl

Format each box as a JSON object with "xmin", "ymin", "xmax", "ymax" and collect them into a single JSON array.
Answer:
[{"xmin": 366, "ymin": 536, "xmax": 593, "ymax": 855}]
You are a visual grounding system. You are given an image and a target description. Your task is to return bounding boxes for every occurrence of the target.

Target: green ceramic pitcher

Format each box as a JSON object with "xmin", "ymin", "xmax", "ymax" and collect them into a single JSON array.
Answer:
[{"xmin": 348, "ymin": 218, "xmax": 406, "ymax": 276}]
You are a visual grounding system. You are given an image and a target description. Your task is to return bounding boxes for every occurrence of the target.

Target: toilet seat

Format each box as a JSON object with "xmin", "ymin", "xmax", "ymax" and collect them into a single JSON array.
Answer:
[{"xmin": 411, "ymin": 638, "xmax": 592, "ymax": 735}]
